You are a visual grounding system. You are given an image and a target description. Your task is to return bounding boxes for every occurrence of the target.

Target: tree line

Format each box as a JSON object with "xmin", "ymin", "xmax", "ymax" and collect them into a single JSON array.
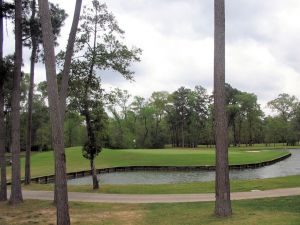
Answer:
[{"xmin": 7, "ymin": 79, "xmax": 300, "ymax": 153}]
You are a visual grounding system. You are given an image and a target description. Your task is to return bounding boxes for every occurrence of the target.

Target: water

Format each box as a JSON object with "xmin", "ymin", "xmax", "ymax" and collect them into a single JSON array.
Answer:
[{"xmin": 68, "ymin": 149, "xmax": 300, "ymax": 185}]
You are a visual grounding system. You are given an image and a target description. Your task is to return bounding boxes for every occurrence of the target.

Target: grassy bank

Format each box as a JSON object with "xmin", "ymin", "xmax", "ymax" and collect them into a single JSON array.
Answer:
[
  {"xmin": 1, "ymin": 196, "xmax": 300, "ymax": 225},
  {"xmin": 7, "ymin": 146, "xmax": 290, "ymax": 179},
  {"xmin": 23, "ymin": 175, "xmax": 300, "ymax": 194}
]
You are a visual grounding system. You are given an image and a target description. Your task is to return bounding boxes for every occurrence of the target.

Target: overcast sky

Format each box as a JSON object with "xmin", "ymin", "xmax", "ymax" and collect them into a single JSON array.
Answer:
[{"xmin": 4, "ymin": 0, "xmax": 300, "ymax": 114}]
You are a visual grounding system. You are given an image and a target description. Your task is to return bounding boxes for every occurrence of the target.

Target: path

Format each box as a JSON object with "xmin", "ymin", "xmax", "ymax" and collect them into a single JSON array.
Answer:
[{"xmin": 10, "ymin": 187, "xmax": 300, "ymax": 203}]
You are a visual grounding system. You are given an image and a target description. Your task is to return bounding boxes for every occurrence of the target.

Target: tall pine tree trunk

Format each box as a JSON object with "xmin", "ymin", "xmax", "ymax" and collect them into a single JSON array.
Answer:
[
  {"xmin": 53, "ymin": 0, "xmax": 82, "ymax": 206},
  {"xmin": 9, "ymin": 0, "xmax": 23, "ymax": 205},
  {"xmin": 25, "ymin": 0, "xmax": 37, "ymax": 185},
  {"xmin": 214, "ymin": 0, "xmax": 232, "ymax": 217},
  {"xmin": 0, "ymin": 82, "xmax": 6, "ymax": 202},
  {"xmin": 38, "ymin": 1, "xmax": 70, "ymax": 224},
  {"xmin": 0, "ymin": 0, "xmax": 7, "ymax": 202},
  {"xmin": 59, "ymin": 0, "xmax": 82, "ymax": 118}
]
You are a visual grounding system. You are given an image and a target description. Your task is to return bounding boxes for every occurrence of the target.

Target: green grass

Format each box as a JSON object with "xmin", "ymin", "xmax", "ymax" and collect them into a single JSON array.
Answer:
[
  {"xmin": 23, "ymin": 175, "xmax": 300, "ymax": 194},
  {"xmin": 6, "ymin": 146, "xmax": 291, "ymax": 179},
  {"xmin": 1, "ymin": 196, "xmax": 300, "ymax": 224}
]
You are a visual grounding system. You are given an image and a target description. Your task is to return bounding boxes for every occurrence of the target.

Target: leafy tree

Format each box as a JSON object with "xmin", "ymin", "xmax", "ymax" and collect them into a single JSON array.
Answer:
[
  {"xmin": 69, "ymin": 1, "xmax": 141, "ymax": 189},
  {"xmin": 267, "ymin": 93, "xmax": 298, "ymax": 145},
  {"xmin": 172, "ymin": 87, "xmax": 191, "ymax": 147},
  {"xmin": 264, "ymin": 116, "xmax": 286, "ymax": 146},
  {"xmin": 148, "ymin": 91, "xmax": 169, "ymax": 148},
  {"xmin": 267, "ymin": 93, "xmax": 298, "ymax": 122},
  {"xmin": 225, "ymin": 83, "xmax": 241, "ymax": 146},
  {"xmin": 106, "ymin": 88, "xmax": 132, "ymax": 149},
  {"xmin": 64, "ymin": 111, "xmax": 86, "ymax": 147},
  {"xmin": 236, "ymin": 92, "xmax": 263, "ymax": 146},
  {"xmin": 186, "ymin": 86, "xmax": 210, "ymax": 147}
]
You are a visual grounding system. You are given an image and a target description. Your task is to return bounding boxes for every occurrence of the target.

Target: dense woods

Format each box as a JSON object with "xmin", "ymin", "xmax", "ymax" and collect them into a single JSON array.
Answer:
[{"xmin": 4, "ymin": 78, "xmax": 300, "ymax": 151}]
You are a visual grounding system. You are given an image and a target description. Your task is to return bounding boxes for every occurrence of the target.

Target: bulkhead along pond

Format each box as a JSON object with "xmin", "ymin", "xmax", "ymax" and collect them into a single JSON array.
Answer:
[{"xmin": 68, "ymin": 149, "xmax": 300, "ymax": 185}]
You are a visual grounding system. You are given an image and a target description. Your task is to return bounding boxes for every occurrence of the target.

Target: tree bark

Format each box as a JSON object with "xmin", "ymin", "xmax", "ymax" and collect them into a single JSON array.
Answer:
[
  {"xmin": 0, "ymin": 0, "xmax": 7, "ymax": 202},
  {"xmin": 0, "ymin": 82, "xmax": 6, "ymax": 202},
  {"xmin": 59, "ymin": 0, "xmax": 82, "ymax": 119},
  {"xmin": 81, "ymin": 10, "xmax": 100, "ymax": 190},
  {"xmin": 53, "ymin": 0, "xmax": 82, "ymax": 206},
  {"xmin": 25, "ymin": 0, "xmax": 37, "ymax": 185},
  {"xmin": 181, "ymin": 121, "xmax": 184, "ymax": 148},
  {"xmin": 214, "ymin": 0, "xmax": 232, "ymax": 217},
  {"xmin": 90, "ymin": 157, "xmax": 99, "ymax": 190},
  {"xmin": 9, "ymin": 0, "xmax": 23, "ymax": 205},
  {"xmin": 38, "ymin": 1, "xmax": 70, "ymax": 224},
  {"xmin": 248, "ymin": 119, "xmax": 253, "ymax": 146},
  {"xmin": 143, "ymin": 117, "xmax": 148, "ymax": 146},
  {"xmin": 232, "ymin": 119, "xmax": 237, "ymax": 147},
  {"xmin": 84, "ymin": 70, "xmax": 99, "ymax": 190}
]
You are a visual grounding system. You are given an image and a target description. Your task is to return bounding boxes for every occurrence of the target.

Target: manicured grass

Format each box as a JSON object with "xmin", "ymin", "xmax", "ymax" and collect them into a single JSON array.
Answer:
[
  {"xmin": 7, "ymin": 146, "xmax": 290, "ymax": 179},
  {"xmin": 1, "ymin": 196, "xmax": 300, "ymax": 224},
  {"xmin": 23, "ymin": 175, "xmax": 300, "ymax": 194}
]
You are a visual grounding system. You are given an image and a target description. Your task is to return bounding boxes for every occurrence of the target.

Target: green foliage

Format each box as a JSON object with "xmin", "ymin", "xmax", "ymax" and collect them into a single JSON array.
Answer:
[
  {"xmin": 22, "ymin": 0, "xmax": 68, "ymax": 49},
  {"xmin": 64, "ymin": 111, "xmax": 86, "ymax": 147},
  {"xmin": 67, "ymin": 1, "xmax": 141, "ymax": 160}
]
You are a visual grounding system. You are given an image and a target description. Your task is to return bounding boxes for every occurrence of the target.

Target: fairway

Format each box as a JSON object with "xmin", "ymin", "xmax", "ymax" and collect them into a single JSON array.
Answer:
[{"xmin": 8, "ymin": 147, "xmax": 290, "ymax": 179}]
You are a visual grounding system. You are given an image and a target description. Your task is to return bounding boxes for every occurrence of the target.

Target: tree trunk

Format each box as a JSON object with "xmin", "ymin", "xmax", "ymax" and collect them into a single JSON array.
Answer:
[
  {"xmin": 54, "ymin": 0, "xmax": 82, "ymax": 206},
  {"xmin": 143, "ymin": 117, "xmax": 148, "ymax": 146},
  {"xmin": 181, "ymin": 121, "xmax": 184, "ymax": 148},
  {"xmin": 0, "ymin": 81, "xmax": 6, "ymax": 202},
  {"xmin": 238, "ymin": 119, "xmax": 242, "ymax": 147},
  {"xmin": 84, "ymin": 72, "xmax": 99, "ymax": 190},
  {"xmin": 214, "ymin": 0, "xmax": 232, "ymax": 217},
  {"xmin": 9, "ymin": 0, "xmax": 23, "ymax": 205},
  {"xmin": 232, "ymin": 119, "xmax": 237, "ymax": 147},
  {"xmin": 25, "ymin": 0, "xmax": 37, "ymax": 185},
  {"xmin": 59, "ymin": 0, "xmax": 82, "ymax": 119},
  {"xmin": 90, "ymin": 157, "xmax": 99, "ymax": 190},
  {"xmin": 38, "ymin": 1, "xmax": 70, "ymax": 224},
  {"xmin": 249, "ymin": 119, "xmax": 253, "ymax": 146},
  {"xmin": 0, "ymin": 0, "xmax": 7, "ymax": 202}
]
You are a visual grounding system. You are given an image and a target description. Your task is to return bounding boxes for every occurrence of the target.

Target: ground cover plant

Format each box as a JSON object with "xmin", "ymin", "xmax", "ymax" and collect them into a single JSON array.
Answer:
[{"xmin": 0, "ymin": 196, "xmax": 300, "ymax": 225}]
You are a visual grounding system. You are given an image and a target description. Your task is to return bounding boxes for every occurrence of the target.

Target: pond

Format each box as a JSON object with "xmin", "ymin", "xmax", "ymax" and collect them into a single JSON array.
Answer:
[{"xmin": 68, "ymin": 149, "xmax": 300, "ymax": 185}]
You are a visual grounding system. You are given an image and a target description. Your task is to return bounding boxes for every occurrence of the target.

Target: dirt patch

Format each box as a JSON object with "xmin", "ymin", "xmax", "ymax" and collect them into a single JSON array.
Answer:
[{"xmin": 71, "ymin": 209, "xmax": 145, "ymax": 225}]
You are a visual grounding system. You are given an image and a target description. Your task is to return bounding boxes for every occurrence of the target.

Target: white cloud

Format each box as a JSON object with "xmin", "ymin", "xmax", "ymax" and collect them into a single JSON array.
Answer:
[{"xmin": 3, "ymin": 0, "xmax": 300, "ymax": 115}]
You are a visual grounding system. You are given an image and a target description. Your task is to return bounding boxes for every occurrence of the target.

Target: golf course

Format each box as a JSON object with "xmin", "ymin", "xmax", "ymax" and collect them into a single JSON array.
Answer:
[
  {"xmin": 9, "ymin": 146, "xmax": 291, "ymax": 179},
  {"xmin": 4, "ymin": 146, "xmax": 300, "ymax": 225}
]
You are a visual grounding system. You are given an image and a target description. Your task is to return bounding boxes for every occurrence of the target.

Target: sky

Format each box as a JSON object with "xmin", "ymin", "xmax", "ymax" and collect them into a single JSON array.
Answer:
[{"xmin": 4, "ymin": 0, "xmax": 300, "ymax": 114}]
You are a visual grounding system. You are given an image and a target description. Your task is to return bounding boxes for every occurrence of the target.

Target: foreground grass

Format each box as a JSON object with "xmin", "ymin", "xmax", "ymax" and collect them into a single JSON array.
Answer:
[
  {"xmin": 1, "ymin": 196, "xmax": 300, "ymax": 225},
  {"xmin": 7, "ymin": 146, "xmax": 291, "ymax": 179},
  {"xmin": 23, "ymin": 175, "xmax": 300, "ymax": 194}
]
